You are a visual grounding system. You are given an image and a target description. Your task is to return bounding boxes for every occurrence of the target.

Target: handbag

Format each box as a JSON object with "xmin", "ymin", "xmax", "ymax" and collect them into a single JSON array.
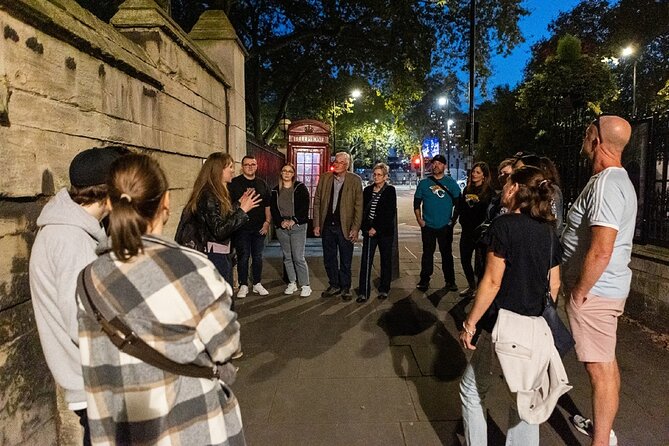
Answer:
[{"xmin": 541, "ymin": 227, "xmax": 575, "ymax": 357}]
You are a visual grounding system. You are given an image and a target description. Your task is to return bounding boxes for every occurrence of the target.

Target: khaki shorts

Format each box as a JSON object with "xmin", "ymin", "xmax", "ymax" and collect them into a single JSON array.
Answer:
[{"xmin": 567, "ymin": 293, "xmax": 626, "ymax": 363}]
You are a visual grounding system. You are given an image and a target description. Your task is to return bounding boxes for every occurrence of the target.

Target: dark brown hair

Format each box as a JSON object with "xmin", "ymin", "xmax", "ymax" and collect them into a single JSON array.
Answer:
[
  {"xmin": 466, "ymin": 161, "xmax": 494, "ymax": 199},
  {"xmin": 68, "ymin": 184, "xmax": 109, "ymax": 206},
  {"xmin": 508, "ymin": 166, "xmax": 556, "ymax": 223},
  {"xmin": 538, "ymin": 157, "xmax": 561, "ymax": 188},
  {"xmin": 185, "ymin": 152, "xmax": 234, "ymax": 216},
  {"xmin": 107, "ymin": 154, "xmax": 168, "ymax": 261}
]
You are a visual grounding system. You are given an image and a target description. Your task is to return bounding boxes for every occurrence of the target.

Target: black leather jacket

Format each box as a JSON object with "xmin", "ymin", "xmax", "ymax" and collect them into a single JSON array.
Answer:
[{"xmin": 195, "ymin": 190, "xmax": 249, "ymax": 247}]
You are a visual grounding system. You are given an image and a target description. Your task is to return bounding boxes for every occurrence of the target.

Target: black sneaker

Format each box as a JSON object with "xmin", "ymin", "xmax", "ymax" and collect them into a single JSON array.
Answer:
[
  {"xmin": 416, "ymin": 282, "xmax": 429, "ymax": 292},
  {"xmin": 341, "ymin": 288, "xmax": 353, "ymax": 301},
  {"xmin": 356, "ymin": 295, "xmax": 368, "ymax": 303},
  {"xmin": 445, "ymin": 282, "xmax": 458, "ymax": 292},
  {"xmin": 321, "ymin": 286, "xmax": 341, "ymax": 298},
  {"xmin": 378, "ymin": 292, "xmax": 389, "ymax": 300}
]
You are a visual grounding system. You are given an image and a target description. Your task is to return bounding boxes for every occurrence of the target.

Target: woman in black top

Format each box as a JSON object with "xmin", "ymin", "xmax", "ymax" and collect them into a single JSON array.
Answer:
[
  {"xmin": 270, "ymin": 163, "xmax": 312, "ymax": 297},
  {"xmin": 455, "ymin": 162, "xmax": 494, "ymax": 297},
  {"xmin": 176, "ymin": 152, "xmax": 261, "ymax": 287},
  {"xmin": 356, "ymin": 163, "xmax": 397, "ymax": 302},
  {"xmin": 458, "ymin": 166, "xmax": 562, "ymax": 445}
]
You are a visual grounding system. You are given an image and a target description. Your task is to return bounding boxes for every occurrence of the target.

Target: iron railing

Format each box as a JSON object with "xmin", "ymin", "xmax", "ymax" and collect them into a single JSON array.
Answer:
[{"xmin": 552, "ymin": 113, "xmax": 669, "ymax": 248}]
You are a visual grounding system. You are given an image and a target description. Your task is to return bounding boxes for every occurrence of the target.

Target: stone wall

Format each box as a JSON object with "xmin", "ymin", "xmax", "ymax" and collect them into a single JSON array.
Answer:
[
  {"xmin": 629, "ymin": 246, "xmax": 669, "ymax": 332},
  {"xmin": 0, "ymin": 0, "xmax": 246, "ymax": 443}
]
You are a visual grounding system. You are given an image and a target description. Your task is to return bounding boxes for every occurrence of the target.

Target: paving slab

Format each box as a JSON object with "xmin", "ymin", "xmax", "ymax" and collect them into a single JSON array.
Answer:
[
  {"xmin": 267, "ymin": 378, "xmax": 417, "ymax": 424},
  {"xmin": 244, "ymin": 422, "xmax": 406, "ymax": 446}
]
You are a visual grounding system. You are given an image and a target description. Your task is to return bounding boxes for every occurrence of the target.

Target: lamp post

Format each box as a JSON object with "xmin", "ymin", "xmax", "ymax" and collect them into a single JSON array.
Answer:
[
  {"xmin": 437, "ymin": 96, "xmax": 451, "ymax": 171},
  {"xmin": 331, "ymin": 89, "xmax": 361, "ymax": 157},
  {"xmin": 621, "ymin": 45, "xmax": 637, "ymax": 117}
]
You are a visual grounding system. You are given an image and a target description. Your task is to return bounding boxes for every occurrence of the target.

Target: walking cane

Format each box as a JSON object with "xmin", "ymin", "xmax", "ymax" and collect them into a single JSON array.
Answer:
[{"xmin": 364, "ymin": 234, "xmax": 372, "ymax": 300}]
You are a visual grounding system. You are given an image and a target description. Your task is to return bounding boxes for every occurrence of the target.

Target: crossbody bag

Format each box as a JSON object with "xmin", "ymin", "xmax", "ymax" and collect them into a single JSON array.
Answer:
[{"xmin": 78, "ymin": 265, "xmax": 222, "ymax": 380}]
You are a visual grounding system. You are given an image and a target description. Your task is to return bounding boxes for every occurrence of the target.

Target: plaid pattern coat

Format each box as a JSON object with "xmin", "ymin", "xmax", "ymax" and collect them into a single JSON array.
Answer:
[{"xmin": 77, "ymin": 235, "xmax": 245, "ymax": 446}]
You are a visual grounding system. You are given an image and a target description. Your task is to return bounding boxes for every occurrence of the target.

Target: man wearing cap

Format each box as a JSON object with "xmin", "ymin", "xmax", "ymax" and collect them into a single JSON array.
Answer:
[
  {"xmin": 29, "ymin": 146, "xmax": 127, "ymax": 445},
  {"xmin": 414, "ymin": 154, "xmax": 461, "ymax": 292}
]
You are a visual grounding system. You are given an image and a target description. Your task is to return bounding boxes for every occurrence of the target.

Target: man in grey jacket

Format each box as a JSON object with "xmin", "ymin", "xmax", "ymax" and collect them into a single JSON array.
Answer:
[{"xmin": 29, "ymin": 146, "xmax": 126, "ymax": 445}]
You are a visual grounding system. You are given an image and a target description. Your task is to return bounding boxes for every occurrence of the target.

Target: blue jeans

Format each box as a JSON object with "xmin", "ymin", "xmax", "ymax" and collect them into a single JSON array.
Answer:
[
  {"xmin": 459, "ymin": 332, "xmax": 539, "ymax": 445},
  {"xmin": 207, "ymin": 252, "xmax": 235, "ymax": 310},
  {"xmin": 358, "ymin": 234, "xmax": 393, "ymax": 298},
  {"xmin": 276, "ymin": 224, "xmax": 310, "ymax": 286},
  {"xmin": 322, "ymin": 223, "xmax": 354, "ymax": 289},
  {"xmin": 234, "ymin": 229, "xmax": 265, "ymax": 286}
]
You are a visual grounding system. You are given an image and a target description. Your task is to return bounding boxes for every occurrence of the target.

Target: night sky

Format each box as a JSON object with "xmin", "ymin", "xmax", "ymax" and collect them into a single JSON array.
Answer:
[{"xmin": 474, "ymin": 0, "xmax": 583, "ymax": 103}]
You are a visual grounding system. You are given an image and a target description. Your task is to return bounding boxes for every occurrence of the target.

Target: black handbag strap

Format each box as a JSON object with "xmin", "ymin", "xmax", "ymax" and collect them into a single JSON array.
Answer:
[
  {"xmin": 545, "ymin": 225, "xmax": 556, "ymax": 307},
  {"xmin": 428, "ymin": 176, "xmax": 456, "ymax": 201},
  {"xmin": 79, "ymin": 266, "xmax": 219, "ymax": 380}
]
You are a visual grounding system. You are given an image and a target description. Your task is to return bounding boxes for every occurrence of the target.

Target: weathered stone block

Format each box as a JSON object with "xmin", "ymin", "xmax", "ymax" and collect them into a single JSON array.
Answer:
[{"xmin": 0, "ymin": 302, "xmax": 58, "ymax": 445}]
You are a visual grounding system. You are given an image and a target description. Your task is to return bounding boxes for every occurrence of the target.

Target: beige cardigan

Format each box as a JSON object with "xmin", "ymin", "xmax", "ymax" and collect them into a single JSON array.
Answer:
[
  {"xmin": 492, "ymin": 308, "xmax": 573, "ymax": 424},
  {"xmin": 313, "ymin": 171, "xmax": 363, "ymax": 234}
]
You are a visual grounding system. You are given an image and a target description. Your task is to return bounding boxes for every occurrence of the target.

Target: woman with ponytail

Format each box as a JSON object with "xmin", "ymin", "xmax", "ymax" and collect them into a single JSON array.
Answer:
[
  {"xmin": 77, "ymin": 154, "xmax": 246, "ymax": 445},
  {"xmin": 458, "ymin": 166, "xmax": 565, "ymax": 445}
]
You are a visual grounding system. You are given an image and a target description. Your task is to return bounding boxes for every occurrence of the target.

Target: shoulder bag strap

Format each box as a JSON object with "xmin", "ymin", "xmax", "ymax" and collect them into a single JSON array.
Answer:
[
  {"xmin": 79, "ymin": 266, "xmax": 219, "ymax": 380},
  {"xmin": 428, "ymin": 176, "xmax": 456, "ymax": 201}
]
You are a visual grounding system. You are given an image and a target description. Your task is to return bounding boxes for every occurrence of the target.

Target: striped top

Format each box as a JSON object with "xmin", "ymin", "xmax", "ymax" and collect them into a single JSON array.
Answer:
[
  {"xmin": 77, "ymin": 235, "xmax": 245, "ymax": 445},
  {"xmin": 367, "ymin": 190, "xmax": 382, "ymax": 221}
]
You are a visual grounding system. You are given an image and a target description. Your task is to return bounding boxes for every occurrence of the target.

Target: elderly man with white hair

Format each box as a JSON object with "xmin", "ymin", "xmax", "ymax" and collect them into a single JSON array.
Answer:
[{"xmin": 313, "ymin": 152, "xmax": 363, "ymax": 300}]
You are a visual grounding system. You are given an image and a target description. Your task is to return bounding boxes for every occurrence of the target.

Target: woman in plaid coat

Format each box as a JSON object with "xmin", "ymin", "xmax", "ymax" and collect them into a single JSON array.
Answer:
[{"xmin": 77, "ymin": 154, "xmax": 245, "ymax": 445}]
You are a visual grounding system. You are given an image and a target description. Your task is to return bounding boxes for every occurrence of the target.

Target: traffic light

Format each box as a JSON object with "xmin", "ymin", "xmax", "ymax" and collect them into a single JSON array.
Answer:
[{"xmin": 412, "ymin": 155, "xmax": 421, "ymax": 168}]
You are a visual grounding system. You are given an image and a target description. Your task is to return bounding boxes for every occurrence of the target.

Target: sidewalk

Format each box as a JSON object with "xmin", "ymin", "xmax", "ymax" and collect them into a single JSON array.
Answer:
[{"xmin": 233, "ymin": 225, "xmax": 669, "ymax": 446}]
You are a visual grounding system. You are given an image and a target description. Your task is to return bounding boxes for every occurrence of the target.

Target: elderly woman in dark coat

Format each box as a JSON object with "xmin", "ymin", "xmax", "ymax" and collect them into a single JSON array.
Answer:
[{"xmin": 356, "ymin": 163, "xmax": 398, "ymax": 302}]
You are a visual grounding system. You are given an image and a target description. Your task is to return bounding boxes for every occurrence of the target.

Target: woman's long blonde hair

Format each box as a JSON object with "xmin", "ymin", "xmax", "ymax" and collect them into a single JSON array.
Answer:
[{"xmin": 185, "ymin": 152, "xmax": 234, "ymax": 216}]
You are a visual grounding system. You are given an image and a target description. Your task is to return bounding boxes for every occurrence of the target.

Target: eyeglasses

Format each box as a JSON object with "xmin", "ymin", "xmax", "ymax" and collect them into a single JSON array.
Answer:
[
  {"xmin": 592, "ymin": 113, "xmax": 614, "ymax": 145},
  {"xmin": 281, "ymin": 169, "xmax": 294, "ymax": 174},
  {"xmin": 243, "ymin": 163, "xmax": 257, "ymax": 167}
]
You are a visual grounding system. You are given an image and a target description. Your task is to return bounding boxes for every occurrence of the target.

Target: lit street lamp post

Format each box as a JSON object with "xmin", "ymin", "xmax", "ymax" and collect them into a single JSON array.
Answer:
[
  {"xmin": 331, "ymin": 88, "xmax": 361, "ymax": 160},
  {"xmin": 437, "ymin": 96, "xmax": 451, "ymax": 171},
  {"xmin": 621, "ymin": 45, "xmax": 637, "ymax": 117}
]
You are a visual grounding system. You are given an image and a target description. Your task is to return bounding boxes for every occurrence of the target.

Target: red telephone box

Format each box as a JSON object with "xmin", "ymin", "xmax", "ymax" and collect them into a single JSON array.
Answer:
[{"xmin": 286, "ymin": 120, "xmax": 331, "ymax": 219}]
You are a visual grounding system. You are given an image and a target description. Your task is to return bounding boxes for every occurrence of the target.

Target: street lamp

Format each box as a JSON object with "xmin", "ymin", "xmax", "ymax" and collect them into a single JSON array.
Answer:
[
  {"xmin": 331, "ymin": 89, "xmax": 362, "ymax": 156},
  {"xmin": 437, "ymin": 96, "xmax": 451, "ymax": 170},
  {"xmin": 621, "ymin": 45, "xmax": 637, "ymax": 117}
]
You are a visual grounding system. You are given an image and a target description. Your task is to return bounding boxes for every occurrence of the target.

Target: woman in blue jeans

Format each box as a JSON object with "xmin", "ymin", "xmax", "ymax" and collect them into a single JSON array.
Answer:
[
  {"xmin": 356, "ymin": 163, "xmax": 397, "ymax": 302},
  {"xmin": 270, "ymin": 163, "xmax": 312, "ymax": 297},
  {"xmin": 458, "ymin": 166, "xmax": 562, "ymax": 445}
]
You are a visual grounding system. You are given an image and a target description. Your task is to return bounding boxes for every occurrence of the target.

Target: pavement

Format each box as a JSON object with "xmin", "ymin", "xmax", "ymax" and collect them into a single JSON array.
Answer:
[{"xmin": 232, "ymin": 189, "xmax": 669, "ymax": 446}]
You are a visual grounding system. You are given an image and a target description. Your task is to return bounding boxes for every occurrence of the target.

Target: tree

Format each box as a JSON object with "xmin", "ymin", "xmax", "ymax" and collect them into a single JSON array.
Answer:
[
  {"xmin": 222, "ymin": 0, "xmax": 528, "ymax": 144},
  {"xmin": 476, "ymin": 85, "xmax": 532, "ymax": 165},
  {"xmin": 517, "ymin": 34, "xmax": 617, "ymax": 146}
]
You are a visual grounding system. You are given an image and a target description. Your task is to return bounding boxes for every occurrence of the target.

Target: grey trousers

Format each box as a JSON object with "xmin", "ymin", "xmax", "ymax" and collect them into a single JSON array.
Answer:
[{"xmin": 276, "ymin": 224, "xmax": 310, "ymax": 286}]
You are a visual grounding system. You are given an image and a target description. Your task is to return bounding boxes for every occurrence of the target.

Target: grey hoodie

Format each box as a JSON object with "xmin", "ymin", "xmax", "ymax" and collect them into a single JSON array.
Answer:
[{"xmin": 29, "ymin": 188, "xmax": 107, "ymax": 409}]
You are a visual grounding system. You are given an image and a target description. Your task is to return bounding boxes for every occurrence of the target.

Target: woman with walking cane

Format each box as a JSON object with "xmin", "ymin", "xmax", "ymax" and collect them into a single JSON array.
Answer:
[{"xmin": 356, "ymin": 163, "xmax": 397, "ymax": 302}]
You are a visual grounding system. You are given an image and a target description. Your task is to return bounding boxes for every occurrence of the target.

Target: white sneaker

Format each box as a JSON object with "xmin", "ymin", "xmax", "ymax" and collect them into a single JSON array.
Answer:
[
  {"xmin": 237, "ymin": 285, "xmax": 248, "ymax": 298},
  {"xmin": 284, "ymin": 282, "xmax": 298, "ymax": 294},
  {"xmin": 253, "ymin": 283, "xmax": 269, "ymax": 295},
  {"xmin": 300, "ymin": 285, "xmax": 312, "ymax": 297}
]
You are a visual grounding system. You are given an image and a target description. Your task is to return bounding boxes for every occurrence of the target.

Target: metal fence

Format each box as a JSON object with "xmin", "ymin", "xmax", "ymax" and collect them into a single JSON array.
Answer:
[
  {"xmin": 246, "ymin": 137, "xmax": 285, "ymax": 190},
  {"xmin": 553, "ymin": 113, "xmax": 669, "ymax": 248}
]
